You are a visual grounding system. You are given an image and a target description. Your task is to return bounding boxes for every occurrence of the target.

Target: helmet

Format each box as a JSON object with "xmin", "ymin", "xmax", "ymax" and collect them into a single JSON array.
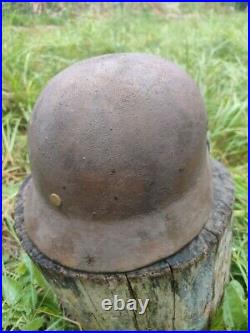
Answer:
[{"xmin": 22, "ymin": 53, "xmax": 212, "ymax": 273}]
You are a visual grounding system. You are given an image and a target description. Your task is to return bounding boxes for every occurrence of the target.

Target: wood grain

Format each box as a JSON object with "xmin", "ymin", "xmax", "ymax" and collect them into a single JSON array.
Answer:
[{"xmin": 15, "ymin": 160, "xmax": 234, "ymax": 330}]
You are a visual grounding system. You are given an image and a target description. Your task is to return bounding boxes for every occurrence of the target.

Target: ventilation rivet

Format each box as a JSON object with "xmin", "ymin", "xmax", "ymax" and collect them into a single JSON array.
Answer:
[{"xmin": 49, "ymin": 193, "xmax": 62, "ymax": 207}]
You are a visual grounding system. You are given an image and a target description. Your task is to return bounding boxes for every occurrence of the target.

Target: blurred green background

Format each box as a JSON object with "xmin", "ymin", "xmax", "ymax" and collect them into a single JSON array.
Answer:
[{"xmin": 2, "ymin": 2, "xmax": 248, "ymax": 330}]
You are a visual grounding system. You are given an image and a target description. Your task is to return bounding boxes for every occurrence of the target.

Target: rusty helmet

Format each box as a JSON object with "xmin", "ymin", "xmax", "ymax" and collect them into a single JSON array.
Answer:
[{"xmin": 22, "ymin": 53, "xmax": 212, "ymax": 273}]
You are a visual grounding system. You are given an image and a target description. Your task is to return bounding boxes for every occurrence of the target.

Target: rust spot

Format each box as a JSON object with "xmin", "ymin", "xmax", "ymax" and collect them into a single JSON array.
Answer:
[{"xmin": 85, "ymin": 256, "xmax": 95, "ymax": 265}]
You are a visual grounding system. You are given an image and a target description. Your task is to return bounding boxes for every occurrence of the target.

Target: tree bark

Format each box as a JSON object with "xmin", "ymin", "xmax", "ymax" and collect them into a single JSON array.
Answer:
[{"xmin": 15, "ymin": 160, "xmax": 234, "ymax": 330}]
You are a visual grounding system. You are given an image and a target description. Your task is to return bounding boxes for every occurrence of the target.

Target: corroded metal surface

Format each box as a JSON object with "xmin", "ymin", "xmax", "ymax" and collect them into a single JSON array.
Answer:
[
  {"xmin": 22, "ymin": 53, "xmax": 212, "ymax": 272},
  {"xmin": 15, "ymin": 160, "xmax": 234, "ymax": 330}
]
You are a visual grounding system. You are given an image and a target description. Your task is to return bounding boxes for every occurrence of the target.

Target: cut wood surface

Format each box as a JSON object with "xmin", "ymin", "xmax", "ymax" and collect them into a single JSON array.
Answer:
[{"xmin": 15, "ymin": 160, "xmax": 234, "ymax": 330}]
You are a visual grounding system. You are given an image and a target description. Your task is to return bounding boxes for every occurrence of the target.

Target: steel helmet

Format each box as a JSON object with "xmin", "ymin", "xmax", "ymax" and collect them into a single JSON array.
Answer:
[{"xmin": 22, "ymin": 53, "xmax": 212, "ymax": 272}]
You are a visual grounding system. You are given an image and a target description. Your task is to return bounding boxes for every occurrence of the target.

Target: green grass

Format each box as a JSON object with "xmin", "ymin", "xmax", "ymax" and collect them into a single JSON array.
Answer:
[{"xmin": 2, "ymin": 4, "xmax": 248, "ymax": 330}]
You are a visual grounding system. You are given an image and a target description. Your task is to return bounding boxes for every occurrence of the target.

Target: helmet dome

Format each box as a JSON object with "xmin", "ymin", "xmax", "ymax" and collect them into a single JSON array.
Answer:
[{"xmin": 23, "ymin": 53, "xmax": 212, "ymax": 272}]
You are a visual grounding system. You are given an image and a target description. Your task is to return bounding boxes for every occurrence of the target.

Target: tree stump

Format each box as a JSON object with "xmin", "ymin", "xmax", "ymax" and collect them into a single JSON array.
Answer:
[{"xmin": 15, "ymin": 160, "xmax": 234, "ymax": 330}]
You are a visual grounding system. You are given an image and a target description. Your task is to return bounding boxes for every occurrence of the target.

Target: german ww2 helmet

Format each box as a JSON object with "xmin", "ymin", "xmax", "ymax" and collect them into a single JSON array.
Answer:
[{"xmin": 22, "ymin": 53, "xmax": 212, "ymax": 273}]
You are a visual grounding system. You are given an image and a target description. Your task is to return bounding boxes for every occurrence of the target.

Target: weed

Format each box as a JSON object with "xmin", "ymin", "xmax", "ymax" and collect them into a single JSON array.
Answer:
[{"xmin": 2, "ymin": 3, "xmax": 248, "ymax": 330}]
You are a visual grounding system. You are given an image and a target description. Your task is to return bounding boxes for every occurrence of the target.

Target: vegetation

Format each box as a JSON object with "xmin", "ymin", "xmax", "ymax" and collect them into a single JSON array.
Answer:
[{"xmin": 2, "ymin": 3, "xmax": 248, "ymax": 330}]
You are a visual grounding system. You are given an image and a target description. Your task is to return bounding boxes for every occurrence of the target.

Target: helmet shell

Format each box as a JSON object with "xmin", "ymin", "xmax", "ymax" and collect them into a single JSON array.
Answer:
[{"xmin": 23, "ymin": 53, "xmax": 212, "ymax": 272}]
